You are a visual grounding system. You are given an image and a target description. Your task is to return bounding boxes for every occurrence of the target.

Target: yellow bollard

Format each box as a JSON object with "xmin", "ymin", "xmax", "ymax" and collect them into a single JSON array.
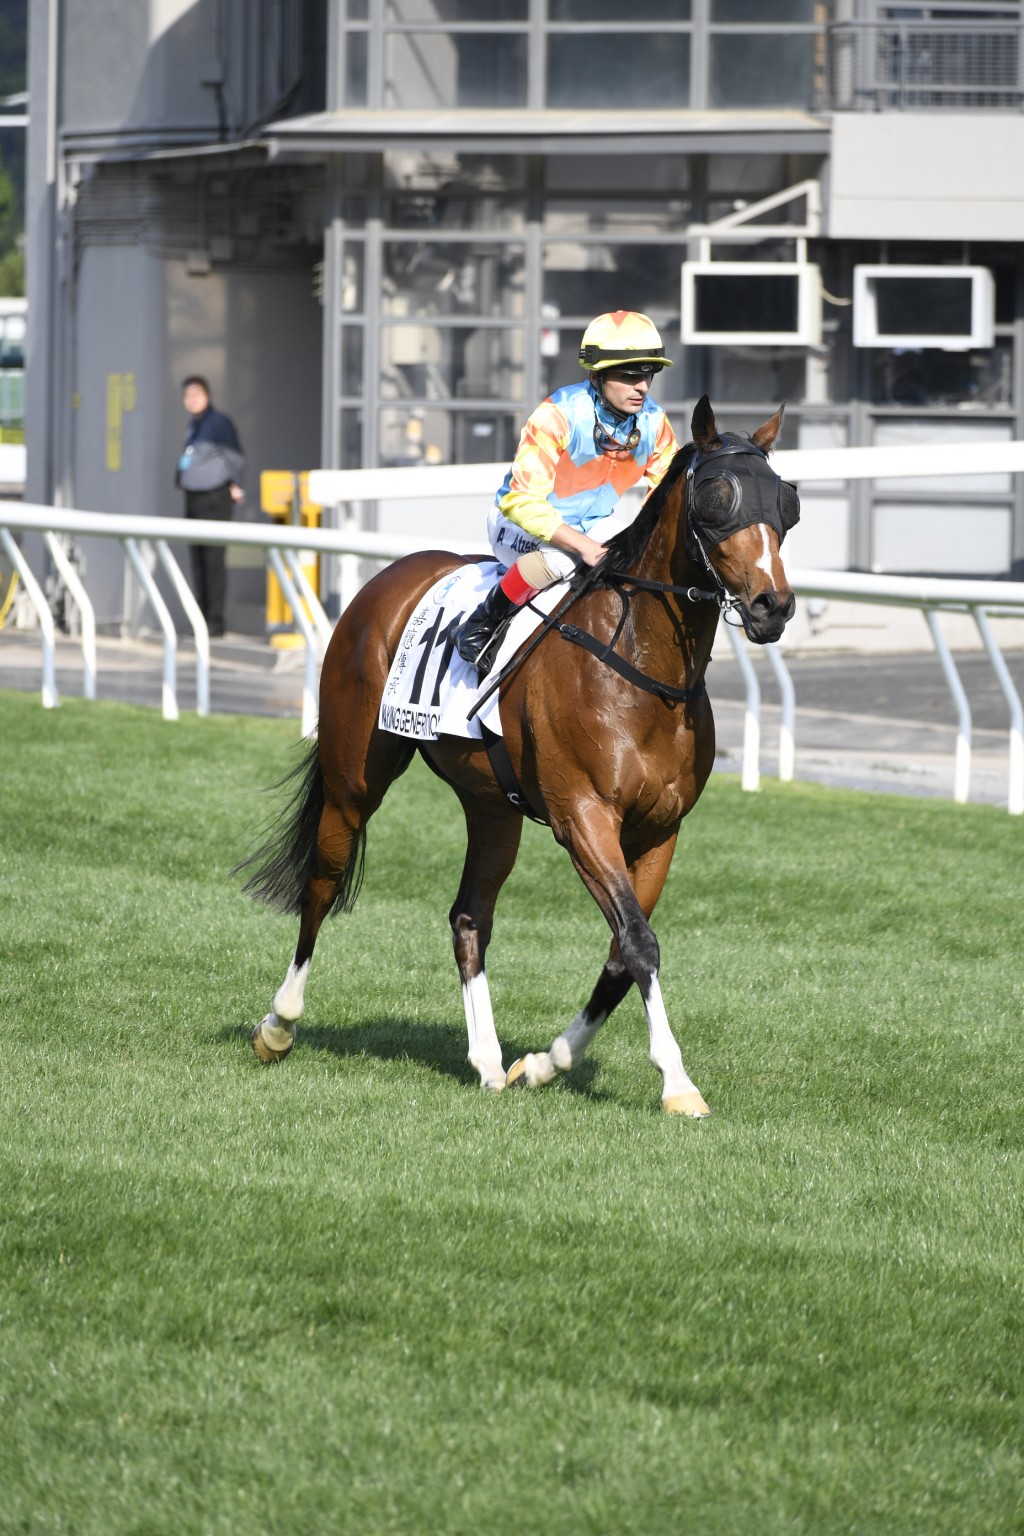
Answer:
[{"xmin": 260, "ymin": 471, "xmax": 323, "ymax": 649}]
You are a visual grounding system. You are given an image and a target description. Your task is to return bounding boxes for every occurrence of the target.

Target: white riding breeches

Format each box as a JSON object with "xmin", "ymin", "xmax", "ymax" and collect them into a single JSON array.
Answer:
[{"xmin": 486, "ymin": 496, "xmax": 646, "ymax": 580}]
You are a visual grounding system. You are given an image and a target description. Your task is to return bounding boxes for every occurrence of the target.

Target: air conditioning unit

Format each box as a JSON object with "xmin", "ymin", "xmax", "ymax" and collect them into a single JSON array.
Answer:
[
  {"xmin": 852, "ymin": 266, "xmax": 995, "ymax": 351},
  {"xmin": 681, "ymin": 262, "xmax": 822, "ymax": 347}
]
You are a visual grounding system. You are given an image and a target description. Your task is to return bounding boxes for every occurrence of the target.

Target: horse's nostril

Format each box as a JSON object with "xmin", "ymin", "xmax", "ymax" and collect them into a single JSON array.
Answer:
[
  {"xmin": 752, "ymin": 589, "xmax": 795, "ymax": 622},
  {"xmin": 752, "ymin": 590, "xmax": 781, "ymax": 613}
]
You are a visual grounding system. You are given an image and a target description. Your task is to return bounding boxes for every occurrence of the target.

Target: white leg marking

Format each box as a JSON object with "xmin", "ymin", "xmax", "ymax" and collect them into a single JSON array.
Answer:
[
  {"xmin": 274, "ymin": 958, "xmax": 311, "ymax": 1023},
  {"xmin": 643, "ymin": 975, "xmax": 699, "ymax": 1101},
  {"xmin": 517, "ymin": 1007, "xmax": 607, "ymax": 1088},
  {"xmin": 755, "ymin": 523, "xmax": 777, "ymax": 587},
  {"xmin": 550, "ymin": 1008, "xmax": 607, "ymax": 1072},
  {"xmin": 258, "ymin": 1012, "xmax": 296, "ymax": 1054},
  {"xmin": 462, "ymin": 971, "xmax": 505, "ymax": 1091}
]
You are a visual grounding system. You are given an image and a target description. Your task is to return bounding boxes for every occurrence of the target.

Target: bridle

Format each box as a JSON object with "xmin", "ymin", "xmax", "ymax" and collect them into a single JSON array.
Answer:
[
  {"xmin": 470, "ymin": 440, "xmax": 796, "ymax": 715},
  {"xmin": 682, "ymin": 437, "xmax": 788, "ymax": 625}
]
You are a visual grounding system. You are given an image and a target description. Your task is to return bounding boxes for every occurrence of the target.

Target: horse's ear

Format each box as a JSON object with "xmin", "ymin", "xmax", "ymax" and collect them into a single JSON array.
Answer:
[
  {"xmin": 691, "ymin": 394, "xmax": 718, "ymax": 451},
  {"xmin": 751, "ymin": 401, "xmax": 786, "ymax": 454}
]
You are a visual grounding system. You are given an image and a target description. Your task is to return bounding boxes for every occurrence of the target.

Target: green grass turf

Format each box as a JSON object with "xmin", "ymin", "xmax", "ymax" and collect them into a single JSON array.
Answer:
[{"xmin": 1, "ymin": 690, "xmax": 1022, "ymax": 1535}]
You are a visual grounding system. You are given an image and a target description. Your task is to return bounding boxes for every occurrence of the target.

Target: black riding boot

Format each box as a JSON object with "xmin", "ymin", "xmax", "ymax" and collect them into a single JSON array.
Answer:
[{"xmin": 454, "ymin": 583, "xmax": 517, "ymax": 676}]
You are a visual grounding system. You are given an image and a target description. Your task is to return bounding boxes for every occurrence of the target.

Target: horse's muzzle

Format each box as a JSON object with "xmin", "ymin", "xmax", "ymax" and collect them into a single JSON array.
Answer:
[{"xmin": 739, "ymin": 588, "xmax": 796, "ymax": 645}]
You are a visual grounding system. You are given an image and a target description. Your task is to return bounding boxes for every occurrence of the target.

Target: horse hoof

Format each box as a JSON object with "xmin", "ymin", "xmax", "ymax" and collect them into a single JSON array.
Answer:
[
  {"xmin": 251, "ymin": 1018, "xmax": 295, "ymax": 1064},
  {"xmin": 506, "ymin": 1052, "xmax": 558, "ymax": 1089},
  {"xmin": 663, "ymin": 1090, "xmax": 711, "ymax": 1118}
]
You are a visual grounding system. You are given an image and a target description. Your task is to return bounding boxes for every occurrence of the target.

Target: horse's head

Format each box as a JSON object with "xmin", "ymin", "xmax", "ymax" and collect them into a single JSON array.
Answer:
[{"xmin": 686, "ymin": 395, "xmax": 798, "ymax": 645}]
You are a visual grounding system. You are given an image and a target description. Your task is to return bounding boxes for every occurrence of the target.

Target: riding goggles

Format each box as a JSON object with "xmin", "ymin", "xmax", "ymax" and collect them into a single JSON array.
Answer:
[{"xmin": 594, "ymin": 421, "xmax": 642, "ymax": 456}]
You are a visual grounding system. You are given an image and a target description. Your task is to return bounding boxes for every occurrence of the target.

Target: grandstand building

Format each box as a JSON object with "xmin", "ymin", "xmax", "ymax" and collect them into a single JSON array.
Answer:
[{"xmin": 25, "ymin": 1, "xmax": 1024, "ymax": 631}]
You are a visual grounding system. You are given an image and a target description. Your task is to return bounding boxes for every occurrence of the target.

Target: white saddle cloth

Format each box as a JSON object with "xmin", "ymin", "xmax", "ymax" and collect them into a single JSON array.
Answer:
[{"xmin": 378, "ymin": 561, "xmax": 569, "ymax": 743}]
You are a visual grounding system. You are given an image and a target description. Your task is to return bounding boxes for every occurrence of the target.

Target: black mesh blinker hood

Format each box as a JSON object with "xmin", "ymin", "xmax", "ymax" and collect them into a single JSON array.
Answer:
[{"xmin": 686, "ymin": 435, "xmax": 800, "ymax": 553}]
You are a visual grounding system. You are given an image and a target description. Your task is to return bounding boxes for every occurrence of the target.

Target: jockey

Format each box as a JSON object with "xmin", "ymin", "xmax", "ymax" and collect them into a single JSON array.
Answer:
[{"xmin": 454, "ymin": 309, "xmax": 679, "ymax": 675}]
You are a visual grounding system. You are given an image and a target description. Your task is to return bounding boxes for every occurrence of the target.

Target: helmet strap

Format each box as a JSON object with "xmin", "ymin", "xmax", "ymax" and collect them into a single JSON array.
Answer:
[{"xmin": 590, "ymin": 371, "xmax": 630, "ymax": 423}]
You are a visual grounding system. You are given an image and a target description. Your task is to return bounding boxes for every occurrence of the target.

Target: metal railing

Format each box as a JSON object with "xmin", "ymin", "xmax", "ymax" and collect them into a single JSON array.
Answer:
[
  {"xmin": 0, "ymin": 505, "xmax": 429, "ymax": 738},
  {"xmin": 4, "ymin": 434, "xmax": 1024, "ymax": 811},
  {"xmin": 826, "ymin": 19, "xmax": 1024, "ymax": 112}
]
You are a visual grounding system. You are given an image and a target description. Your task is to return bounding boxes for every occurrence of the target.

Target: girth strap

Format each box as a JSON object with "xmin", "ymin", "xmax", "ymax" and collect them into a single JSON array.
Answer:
[{"xmin": 481, "ymin": 725, "xmax": 549, "ymax": 824}]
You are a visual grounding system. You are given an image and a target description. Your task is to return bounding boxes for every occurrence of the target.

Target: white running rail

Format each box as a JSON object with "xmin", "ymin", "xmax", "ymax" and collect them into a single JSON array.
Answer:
[{"xmin": 3, "ymin": 434, "xmax": 1024, "ymax": 809}]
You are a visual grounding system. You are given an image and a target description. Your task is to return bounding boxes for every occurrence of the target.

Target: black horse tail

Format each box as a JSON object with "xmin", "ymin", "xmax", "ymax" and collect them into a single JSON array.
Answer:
[{"xmin": 233, "ymin": 738, "xmax": 367, "ymax": 917}]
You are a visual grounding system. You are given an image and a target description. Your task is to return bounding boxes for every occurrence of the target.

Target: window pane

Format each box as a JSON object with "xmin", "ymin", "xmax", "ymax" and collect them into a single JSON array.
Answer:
[
  {"xmin": 706, "ymin": 154, "xmax": 788, "ymax": 194},
  {"xmin": 382, "ymin": 243, "xmax": 526, "ymax": 319},
  {"xmin": 343, "ymin": 31, "xmax": 368, "ymax": 105},
  {"xmin": 869, "ymin": 342, "xmax": 1014, "ymax": 411},
  {"xmin": 703, "ymin": 350, "xmax": 809, "ymax": 408},
  {"xmin": 379, "ymin": 325, "xmax": 525, "ymax": 403},
  {"xmin": 347, "ymin": 0, "xmax": 368, "ymax": 17},
  {"xmin": 873, "ymin": 504, "xmax": 1010, "ymax": 575},
  {"xmin": 709, "ymin": 33, "xmax": 815, "ymax": 108},
  {"xmin": 383, "ymin": 155, "xmax": 528, "ymax": 231},
  {"xmin": 712, "ymin": 0, "xmax": 820, "ymax": 19},
  {"xmin": 339, "ymin": 407, "xmax": 364, "ymax": 467},
  {"xmin": 341, "ymin": 327, "xmax": 364, "ymax": 392},
  {"xmin": 340, "ymin": 245, "xmax": 364, "ymax": 313},
  {"xmin": 542, "ymin": 242, "xmax": 685, "ymax": 330},
  {"xmin": 378, "ymin": 409, "xmax": 521, "ymax": 468},
  {"xmin": 544, "ymin": 198, "xmax": 690, "ymax": 237},
  {"xmin": 547, "ymin": 34, "xmax": 690, "ymax": 108},
  {"xmin": 551, "ymin": 0, "xmax": 689, "ymax": 18},
  {"xmin": 385, "ymin": 32, "xmax": 527, "ymax": 107},
  {"xmin": 546, "ymin": 156, "xmax": 691, "ymax": 195},
  {"xmin": 385, "ymin": 0, "xmax": 527, "ymax": 18}
]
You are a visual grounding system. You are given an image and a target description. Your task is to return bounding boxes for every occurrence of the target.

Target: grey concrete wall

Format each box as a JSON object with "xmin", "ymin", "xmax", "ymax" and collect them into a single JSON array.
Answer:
[
  {"xmin": 65, "ymin": 241, "xmax": 322, "ymax": 634},
  {"xmin": 62, "ymin": 0, "xmax": 219, "ymax": 136},
  {"xmin": 828, "ymin": 115, "xmax": 1024, "ymax": 241}
]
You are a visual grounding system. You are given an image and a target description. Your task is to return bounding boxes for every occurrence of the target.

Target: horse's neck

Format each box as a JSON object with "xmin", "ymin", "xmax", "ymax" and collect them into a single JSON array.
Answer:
[{"xmin": 629, "ymin": 489, "xmax": 719, "ymax": 674}]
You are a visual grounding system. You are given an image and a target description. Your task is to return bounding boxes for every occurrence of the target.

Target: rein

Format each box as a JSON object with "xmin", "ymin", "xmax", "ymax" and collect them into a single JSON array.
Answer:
[
  {"xmin": 466, "ymin": 457, "xmax": 740, "ymax": 720},
  {"xmin": 556, "ymin": 574, "xmax": 712, "ymax": 706}
]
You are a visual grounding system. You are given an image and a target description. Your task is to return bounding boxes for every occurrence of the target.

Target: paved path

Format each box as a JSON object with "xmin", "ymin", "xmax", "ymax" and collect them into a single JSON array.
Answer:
[
  {"xmin": 2, "ymin": 629, "xmax": 1022, "ymax": 811},
  {"xmin": 709, "ymin": 648, "xmax": 1024, "ymax": 808}
]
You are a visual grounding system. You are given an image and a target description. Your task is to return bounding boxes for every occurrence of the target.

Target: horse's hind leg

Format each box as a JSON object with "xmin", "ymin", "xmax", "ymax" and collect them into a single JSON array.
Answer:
[
  {"xmin": 252, "ymin": 797, "xmax": 365, "ymax": 1061},
  {"xmin": 252, "ymin": 732, "xmax": 414, "ymax": 1064},
  {"xmin": 449, "ymin": 798, "xmax": 523, "ymax": 1092}
]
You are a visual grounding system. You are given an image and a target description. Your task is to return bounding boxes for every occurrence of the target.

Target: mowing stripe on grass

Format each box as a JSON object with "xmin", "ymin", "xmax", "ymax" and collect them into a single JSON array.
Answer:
[{"xmin": 1, "ymin": 691, "xmax": 1022, "ymax": 1534}]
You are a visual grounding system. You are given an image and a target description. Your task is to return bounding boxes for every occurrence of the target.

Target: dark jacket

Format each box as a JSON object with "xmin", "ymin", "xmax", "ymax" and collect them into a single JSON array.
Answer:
[{"xmin": 176, "ymin": 406, "xmax": 245, "ymax": 493}]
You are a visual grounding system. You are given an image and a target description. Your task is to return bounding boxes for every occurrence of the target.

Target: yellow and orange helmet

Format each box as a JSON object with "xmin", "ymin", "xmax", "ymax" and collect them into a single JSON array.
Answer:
[{"xmin": 578, "ymin": 310, "xmax": 673, "ymax": 372}]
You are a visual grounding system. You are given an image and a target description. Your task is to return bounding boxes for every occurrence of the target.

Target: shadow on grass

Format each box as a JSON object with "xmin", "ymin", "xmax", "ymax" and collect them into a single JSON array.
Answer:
[{"xmin": 222, "ymin": 1016, "xmax": 605, "ymax": 1098}]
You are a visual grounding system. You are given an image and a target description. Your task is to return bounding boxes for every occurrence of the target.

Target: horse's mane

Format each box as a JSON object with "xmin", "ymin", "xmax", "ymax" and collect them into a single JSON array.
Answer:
[{"xmin": 568, "ymin": 443, "xmax": 696, "ymax": 598}]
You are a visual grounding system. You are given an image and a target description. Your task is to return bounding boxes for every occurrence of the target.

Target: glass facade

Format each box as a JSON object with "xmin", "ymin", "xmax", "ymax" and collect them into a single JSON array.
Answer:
[
  {"xmin": 337, "ymin": 2, "xmax": 829, "ymax": 111},
  {"xmin": 322, "ymin": 3, "xmax": 1024, "ymax": 575}
]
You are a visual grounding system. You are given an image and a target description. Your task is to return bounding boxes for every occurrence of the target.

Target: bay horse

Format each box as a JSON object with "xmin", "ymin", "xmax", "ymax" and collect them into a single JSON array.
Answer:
[{"xmin": 238, "ymin": 396, "xmax": 798, "ymax": 1116}]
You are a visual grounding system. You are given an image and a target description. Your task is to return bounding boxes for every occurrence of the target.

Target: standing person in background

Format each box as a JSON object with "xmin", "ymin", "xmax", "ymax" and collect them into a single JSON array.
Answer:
[{"xmin": 176, "ymin": 376, "xmax": 245, "ymax": 638}]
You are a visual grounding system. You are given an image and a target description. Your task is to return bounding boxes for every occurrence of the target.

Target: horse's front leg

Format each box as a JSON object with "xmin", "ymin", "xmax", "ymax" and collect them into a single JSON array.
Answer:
[
  {"xmin": 505, "ymin": 938, "xmax": 633, "ymax": 1089},
  {"xmin": 449, "ymin": 798, "xmax": 523, "ymax": 1092},
  {"xmin": 514, "ymin": 820, "xmax": 709, "ymax": 1117}
]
